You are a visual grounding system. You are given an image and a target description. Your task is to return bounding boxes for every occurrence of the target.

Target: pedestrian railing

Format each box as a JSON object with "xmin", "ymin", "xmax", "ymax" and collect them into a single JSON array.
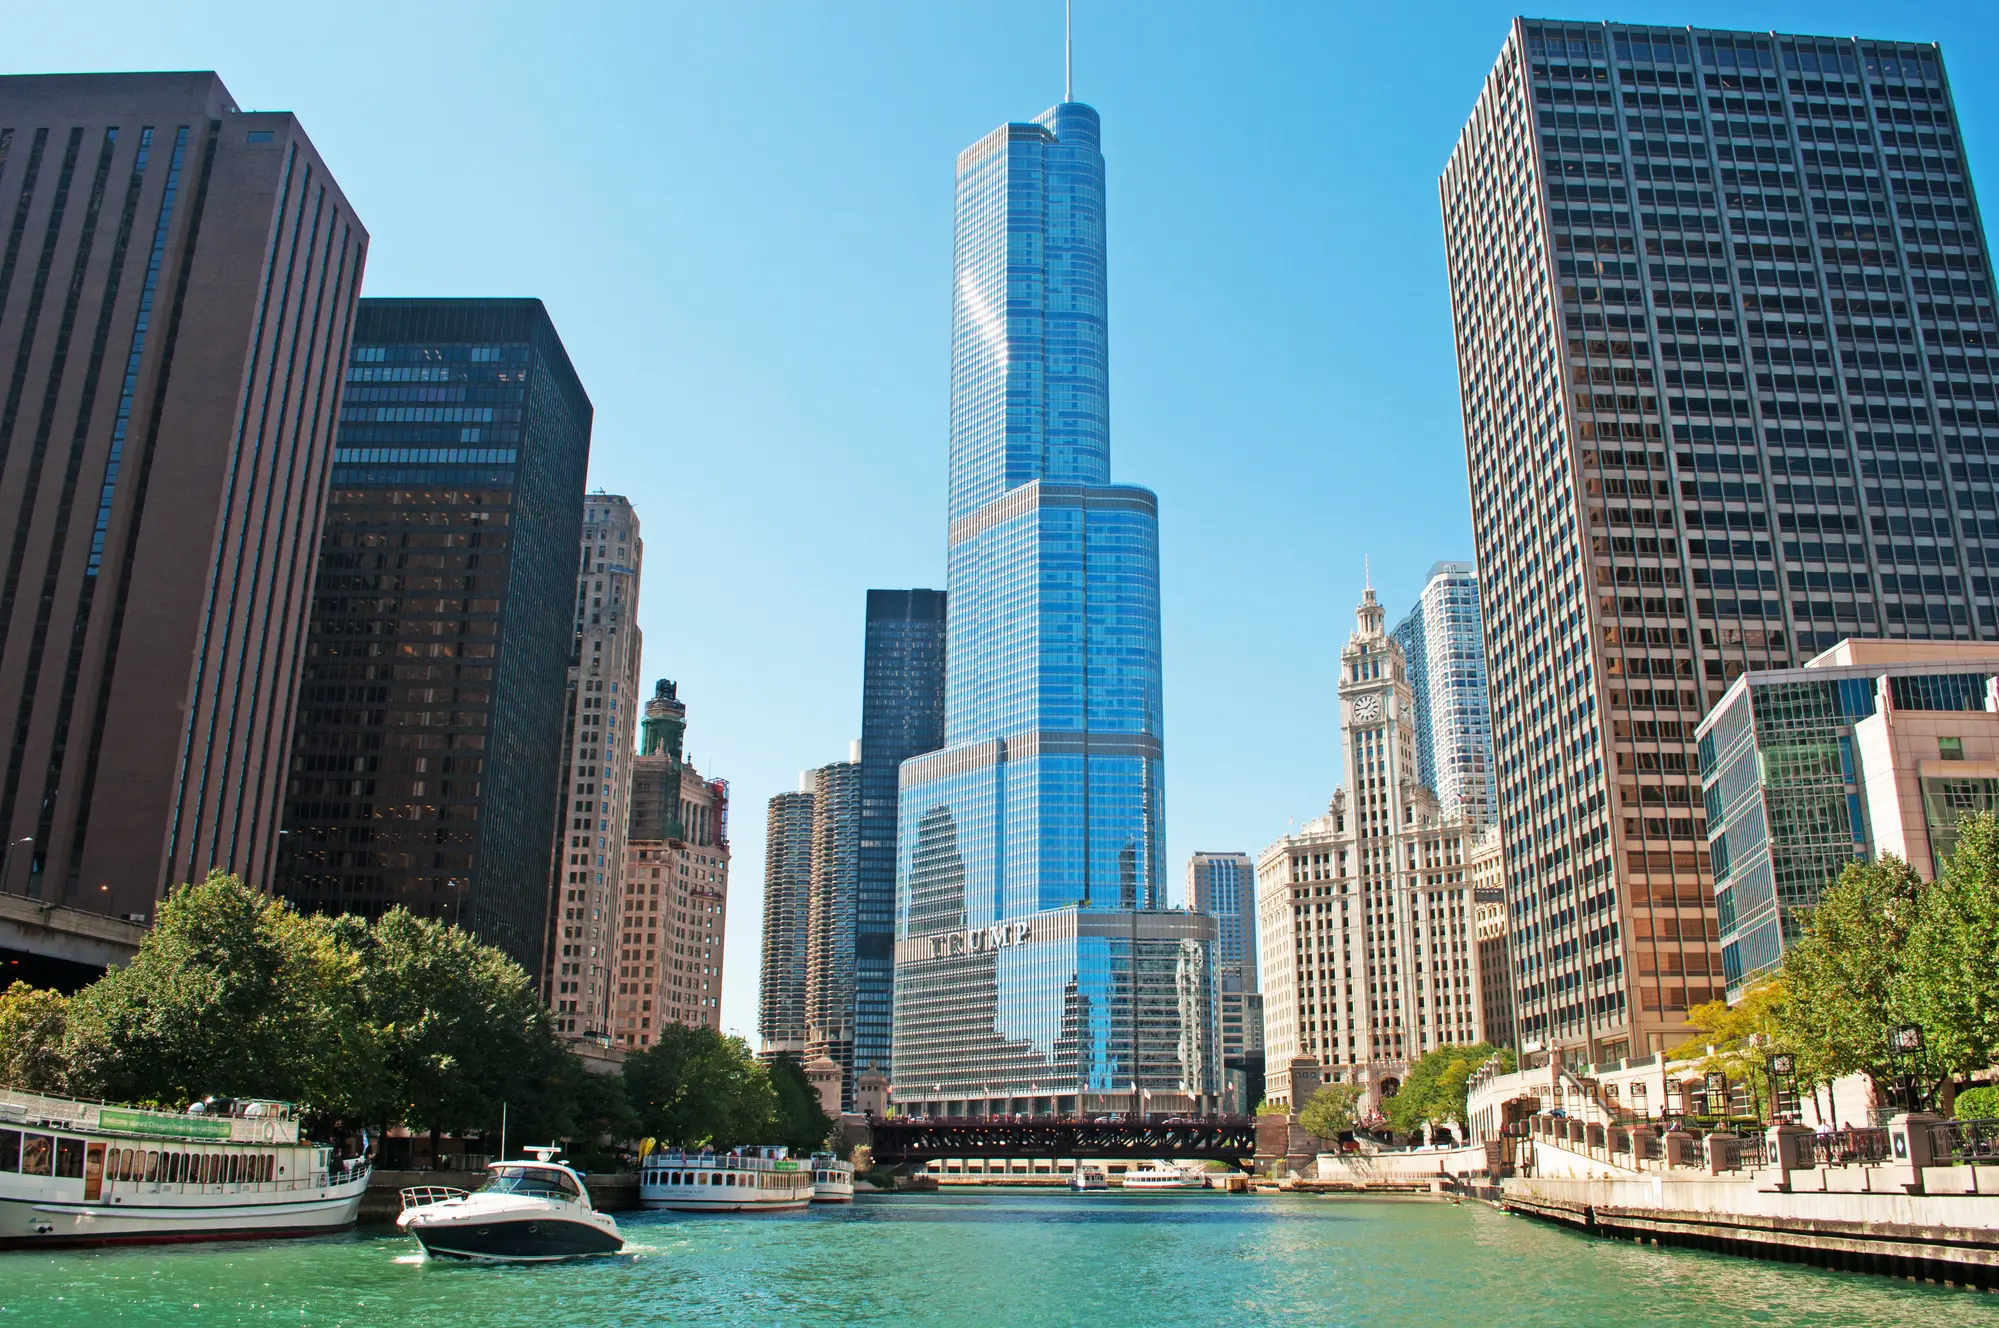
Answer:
[
  {"xmin": 1804, "ymin": 1128, "xmax": 1892, "ymax": 1168},
  {"xmin": 1927, "ymin": 1117, "xmax": 1999, "ymax": 1165},
  {"xmin": 1520, "ymin": 1113, "xmax": 1914, "ymax": 1174},
  {"xmin": 1728, "ymin": 1133, "xmax": 1770, "ymax": 1171}
]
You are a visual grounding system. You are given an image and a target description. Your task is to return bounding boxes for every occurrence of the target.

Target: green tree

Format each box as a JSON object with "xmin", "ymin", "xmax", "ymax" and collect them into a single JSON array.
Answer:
[
  {"xmin": 1665, "ymin": 978, "xmax": 1790, "ymax": 1120},
  {"xmin": 1297, "ymin": 1082, "xmax": 1365, "ymax": 1140},
  {"xmin": 362, "ymin": 907, "xmax": 568, "ymax": 1156},
  {"xmin": 1384, "ymin": 1043, "xmax": 1509, "ymax": 1135},
  {"xmin": 1778, "ymin": 856, "xmax": 1925, "ymax": 1097},
  {"xmin": 0, "ymin": 982, "xmax": 71, "ymax": 1093},
  {"xmin": 767, "ymin": 1056, "xmax": 835, "ymax": 1155},
  {"xmin": 1901, "ymin": 813, "xmax": 1999, "ymax": 1107},
  {"xmin": 1956, "ymin": 1086, "xmax": 1999, "ymax": 1121},
  {"xmin": 624, "ymin": 1025, "xmax": 776, "ymax": 1150},
  {"xmin": 65, "ymin": 872, "xmax": 356, "ymax": 1108}
]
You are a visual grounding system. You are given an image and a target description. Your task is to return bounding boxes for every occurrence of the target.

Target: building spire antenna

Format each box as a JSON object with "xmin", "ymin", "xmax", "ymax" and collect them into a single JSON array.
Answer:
[
  {"xmin": 1364, "ymin": 554, "xmax": 1372, "ymax": 593},
  {"xmin": 1065, "ymin": 0, "xmax": 1073, "ymax": 102}
]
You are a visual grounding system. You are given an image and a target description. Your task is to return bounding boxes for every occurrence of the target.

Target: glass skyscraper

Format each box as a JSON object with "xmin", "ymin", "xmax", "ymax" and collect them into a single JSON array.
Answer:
[
  {"xmin": 1698, "ymin": 642, "xmax": 1999, "ymax": 999},
  {"xmin": 1443, "ymin": 21, "xmax": 1996, "ymax": 1065},
  {"xmin": 1390, "ymin": 561, "xmax": 1497, "ymax": 829},
  {"xmin": 893, "ymin": 101, "xmax": 1212, "ymax": 1115},
  {"xmin": 280, "ymin": 298, "xmax": 590, "ymax": 976},
  {"xmin": 855, "ymin": 589, "xmax": 947, "ymax": 1083}
]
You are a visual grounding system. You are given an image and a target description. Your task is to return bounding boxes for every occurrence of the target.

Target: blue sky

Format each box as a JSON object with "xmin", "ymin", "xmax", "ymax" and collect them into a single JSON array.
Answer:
[{"xmin": 11, "ymin": 1, "xmax": 1998, "ymax": 1040}]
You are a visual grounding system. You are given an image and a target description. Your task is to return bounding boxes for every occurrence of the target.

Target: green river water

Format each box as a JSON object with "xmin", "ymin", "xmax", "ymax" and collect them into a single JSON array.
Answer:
[{"xmin": 0, "ymin": 1192, "xmax": 1982, "ymax": 1327}]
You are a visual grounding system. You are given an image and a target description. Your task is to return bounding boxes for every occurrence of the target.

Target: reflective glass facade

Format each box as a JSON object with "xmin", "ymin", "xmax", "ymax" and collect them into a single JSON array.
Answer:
[
  {"xmin": 1698, "ymin": 646, "xmax": 1999, "ymax": 997},
  {"xmin": 1391, "ymin": 562, "xmax": 1497, "ymax": 829},
  {"xmin": 1445, "ymin": 21, "xmax": 1998, "ymax": 1062},
  {"xmin": 856, "ymin": 589, "xmax": 947, "ymax": 1081},
  {"xmin": 1187, "ymin": 852, "xmax": 1257, "ymax": 994},
  {"xmin": 895, "ymin": 101, "xmax": 1197, "ymax": 1110},
  {"xmin": 281, "ymin": 299, "xmax": 590, "ymax": 976}
]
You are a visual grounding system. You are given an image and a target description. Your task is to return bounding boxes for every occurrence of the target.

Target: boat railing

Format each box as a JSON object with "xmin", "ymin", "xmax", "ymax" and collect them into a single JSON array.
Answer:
[
  {"xmin": 643, "ymin": 1151, "xmax": 791, "ymax": 1172},
  {"xmin": 400, "ymin": 1185, "xmax": 470, "ymax": 1211},
  {"xmin": 0, "ymin": 1090, "xmax": 91, "ymax": 1132},
  {"xmin": 0, "ymin": 1085, "xmax": 301, "ymax": 1144},
  {"xmin": 102, "ymin": 1162, "xmax": 373, "ymax": 1196}
]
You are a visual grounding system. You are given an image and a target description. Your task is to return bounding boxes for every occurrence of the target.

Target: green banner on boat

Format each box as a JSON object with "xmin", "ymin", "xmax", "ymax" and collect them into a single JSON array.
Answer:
[
  {"xmin": 774, "ymin": 1161, "xmax": 799, "ymax": 1171},
  {"xmin": 98, "ymin": 1108, "xmax": 234, "ymax": 1140}
]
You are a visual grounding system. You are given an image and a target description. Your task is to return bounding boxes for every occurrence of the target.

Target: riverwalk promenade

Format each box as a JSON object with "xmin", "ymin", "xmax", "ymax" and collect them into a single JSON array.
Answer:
[{"xmin": 1491, "ymin": 1111, "xmax": 1999, "ymax": 1287}]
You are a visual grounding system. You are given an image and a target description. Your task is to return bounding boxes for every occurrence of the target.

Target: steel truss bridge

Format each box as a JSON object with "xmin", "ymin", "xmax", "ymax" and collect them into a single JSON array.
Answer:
[{"xmin": 866, "ymin": 1116, "xmax": 1259, "ymax": 1165}]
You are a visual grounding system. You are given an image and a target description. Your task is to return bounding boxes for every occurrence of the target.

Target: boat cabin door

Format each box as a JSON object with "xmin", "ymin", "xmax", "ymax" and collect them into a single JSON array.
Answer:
[{"xmin": 83, "ymin": 1144, "xmax": 104, "ymax": 1201}]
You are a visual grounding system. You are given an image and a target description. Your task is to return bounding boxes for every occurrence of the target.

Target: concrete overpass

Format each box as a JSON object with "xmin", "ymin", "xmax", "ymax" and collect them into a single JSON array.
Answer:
[{"xmin": 0, "ymin": 892, "xmax": 144, "ymax": 991}]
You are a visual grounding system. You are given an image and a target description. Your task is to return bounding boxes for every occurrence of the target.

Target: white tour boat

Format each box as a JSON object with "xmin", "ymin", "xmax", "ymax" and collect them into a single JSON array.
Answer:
[
  {"xmin": 808, "ymin": 1151, "xmax": 854, "ymax": 1203},
  {"xmin": 0, "ymin": 1087, "xmax": 368, "ymax": 1248},
  {"xmin": 397, "ymin": 1149, "xmax": 622, "ymax": 1261},
  {"xmin": 638, "ymin": 1144, "xmax": 812, "ymax": 1212},
  {"xmin": 1120, "ymin": 1161, "xmax": 1199, "ymax": 1190},
  {"xmin": 1067, "ymin": 1164, "xmax": 1108, "ymax": 1192}
]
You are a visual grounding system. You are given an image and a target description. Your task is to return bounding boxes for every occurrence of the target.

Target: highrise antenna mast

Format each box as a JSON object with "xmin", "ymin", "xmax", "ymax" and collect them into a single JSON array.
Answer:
[{"xmin": 1065, "ymin": 0, "xmax": 1073, "ymax": 102}]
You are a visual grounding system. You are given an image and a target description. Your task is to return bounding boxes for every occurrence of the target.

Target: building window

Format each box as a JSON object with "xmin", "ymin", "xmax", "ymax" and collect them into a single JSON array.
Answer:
[{"xmin": 1940, "ymin": 737, "xmax": 1965, "ymax": 761}]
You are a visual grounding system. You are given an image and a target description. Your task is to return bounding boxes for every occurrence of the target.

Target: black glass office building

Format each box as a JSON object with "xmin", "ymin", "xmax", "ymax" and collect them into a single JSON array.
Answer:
[
  {"xmin": 280, "ymin": 298, "xmax": 591, "ymax": 975},
  {"xmin": 855, "ymin": 589, "xmax": 946, "ymax": 1083}
]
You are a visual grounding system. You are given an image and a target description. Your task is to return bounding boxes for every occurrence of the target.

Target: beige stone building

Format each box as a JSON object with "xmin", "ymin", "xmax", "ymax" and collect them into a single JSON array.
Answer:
[
  {"xmin": 1257, "ymin": 588, "xmax": 1484, "ymax": 1113},
  {"xmin": 614, "ymin": 681, "xmax": 730, "ymax": 1045},
  {"xmin": 544, "ymin": 495, "xmax": 642, "ymax": 1045},
  {"xmin": 1469, "ymin": 826, "xmax": 1515, "ymax": 1052}
]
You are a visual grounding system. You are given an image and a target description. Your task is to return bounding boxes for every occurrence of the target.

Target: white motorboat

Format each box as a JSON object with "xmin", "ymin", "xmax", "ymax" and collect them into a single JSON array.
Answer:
[
  {"xmin": 1067, "ymin": 1164, "xmax": 1108, "ymax": 1192},
  {"xmin": 0, "ymin": 1088, "xmax": 368, "ymax": 1248},
  {"xmin": 638, "ymin": 1144, "xmax": 812, "ymax": 1212},
  {"xmin": 1120, "ymin": 1161, "xmax": 1199, "ymax": 1190},
  {"xmin": 808, "ymin": 1152, "xmax": 854, "ymax": 1203},
  {"xmin": 397, "ymin": 1149, "xmax": 622, "ymax": 1261}
]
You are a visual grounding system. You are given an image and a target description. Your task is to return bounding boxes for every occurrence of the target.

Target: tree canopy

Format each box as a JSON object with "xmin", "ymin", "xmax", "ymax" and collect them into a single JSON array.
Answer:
[
  {"xmin": 62, "ymin": 871, "xmax": 356, "ymax": 1109},
  {"xmin": 1665, "ymin": 978, "xmax": 1790, "ymax": 1120},
  {"xmin": 1297, "ymin": 1082, "xmax": 1365, "ymax": 1140},
  {"xmin": 1384, "ymin": 1043, "xmax": 1511, "ymax": 1135},
  {"xmin": 767, "ymin": 1056, "xmax": 836, "ymax": 1155},
  {"xmin": 1776, "ymin": 855, "xmax": 1924, "ymax": 1094},
  {"xmin": 1775, "ymin": 816, "xmax": 1999, "ymax": 1109},
  {"xmin": 0, "ymin": 873, "xmax": 599, "ymax": 1149},
  {"xmin": 623, "ymin": 1025, "xmax": 778, "ymax": 1150},
  {"xmin": 0, "ymin": 982, "xmax": 70, "ymax": 1093}
]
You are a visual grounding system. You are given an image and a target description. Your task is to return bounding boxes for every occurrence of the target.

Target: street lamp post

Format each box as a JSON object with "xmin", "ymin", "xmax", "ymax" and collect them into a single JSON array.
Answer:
[
  {"xmin": 0, "ymin": 838, "xmax": 31, "ymax": 897},
  {"xmin": 1891, "ymin": 1024, "xmax": 1926, "ymax": 1113},
  {"xmin": 1703, "ymin": 1071, "xmax": 1729, "ymax": 1121},
  {"xmin": 1766, "ymin": 1053, "xmax": 1796, "ymax": 1124}
]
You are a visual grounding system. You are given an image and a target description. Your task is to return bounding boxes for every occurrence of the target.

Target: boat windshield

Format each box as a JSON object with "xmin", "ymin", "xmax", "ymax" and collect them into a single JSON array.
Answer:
[{"xmin": 478, "ymin": 1166, "xmax": 580, "ymax": 1200}]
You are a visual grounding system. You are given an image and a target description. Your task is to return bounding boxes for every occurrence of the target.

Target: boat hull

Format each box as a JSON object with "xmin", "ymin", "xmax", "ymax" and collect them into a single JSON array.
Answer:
[
  {"xmin": 641, "ymin": 1195, "xmax": 809, "ymax": 1213},
  {"xmin": 0, "ymin": 1180, "xmax": 366, "ymax": 1249},
  {"xmin": 408, "ymin": 1215, "xmax": 624, "ymax": 1262}
]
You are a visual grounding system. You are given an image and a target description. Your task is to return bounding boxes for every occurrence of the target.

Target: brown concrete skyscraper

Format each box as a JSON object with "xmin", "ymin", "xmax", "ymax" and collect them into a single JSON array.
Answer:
[
  {"xmin": 1443, "ymin": 22, "xmax": 1994, "ymax": 1064},
  {"xmin": 0, "ymin": 73, "xmax": 365, "ymax": 920}
]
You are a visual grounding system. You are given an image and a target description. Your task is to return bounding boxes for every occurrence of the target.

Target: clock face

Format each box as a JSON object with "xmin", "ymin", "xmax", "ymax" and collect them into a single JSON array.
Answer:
[{"xmin": 1354, "ymin": 693, "xmax": 1383, "ymax": 723}]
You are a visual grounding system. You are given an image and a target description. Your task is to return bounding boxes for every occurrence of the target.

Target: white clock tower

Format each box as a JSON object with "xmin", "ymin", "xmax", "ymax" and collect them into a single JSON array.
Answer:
[
  {"xmin": 1339, "ymin": 585, "xmax": 1418, "ymax": 829},
  {"xmin": 1252, "ymin": 582, "xmax": 1485, "ymax": 1119}
]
